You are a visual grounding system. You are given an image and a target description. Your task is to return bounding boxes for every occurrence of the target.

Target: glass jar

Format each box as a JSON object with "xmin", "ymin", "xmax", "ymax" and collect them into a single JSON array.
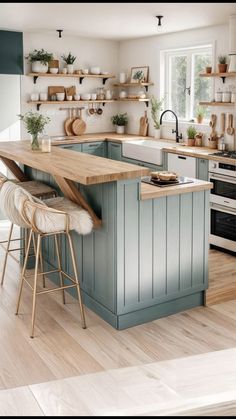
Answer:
[
  {"xmin": 41, "ymin": 135, "xmax": 51, "ymax": 153},
  {"xmin": 31, "ymin": 133, "xmax": 40, "ymax": 151},
  {"xmin": 215, "ymin": 90, "xmax": 222, "ymax": 102},
  {"xmin": 97, "ymin": 88, "xmax": 105, "ymax": 100},
  {"xmin": 222, "ymin": 91, "xmax": 231, "ymax": 102}
]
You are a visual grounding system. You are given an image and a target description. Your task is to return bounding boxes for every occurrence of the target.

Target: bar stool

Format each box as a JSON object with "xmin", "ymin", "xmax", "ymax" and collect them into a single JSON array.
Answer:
[
  {"xmin": 14, "ymin": 186, "xmax": 93, "ymax": 338},
  {"xmin": 0, "ymin": 173, "xmax": 57, "ymax": 286}
]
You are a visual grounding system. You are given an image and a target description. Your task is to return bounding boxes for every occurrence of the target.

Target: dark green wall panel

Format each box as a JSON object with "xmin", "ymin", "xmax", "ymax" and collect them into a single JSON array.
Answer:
[{"xmin": 0, "ymin": 31, "xmax": 23, "ymax": 74}]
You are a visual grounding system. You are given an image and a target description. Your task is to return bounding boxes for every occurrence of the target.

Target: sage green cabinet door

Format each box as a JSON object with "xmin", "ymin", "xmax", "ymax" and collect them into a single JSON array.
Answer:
[
  {"xmin": 121, "ymin": 155, "xmax": 163, "ymax": 171},
  {"xmin": 197, "ymin": 158, "xmax": 209, "ymax": 181},
  {"xmin": 107, "ymin": 142, "xmax": 122, "ymax": 160},
  {"xmin": 82, "ymin": 142, "xmax": 106, "ymax": 157}
]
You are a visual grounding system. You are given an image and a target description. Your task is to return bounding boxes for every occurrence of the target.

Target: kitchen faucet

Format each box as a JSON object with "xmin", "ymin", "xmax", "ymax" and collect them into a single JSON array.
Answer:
[{"xmin": 160, "ymin": 109, "xmax": 183, "ymax": 143}]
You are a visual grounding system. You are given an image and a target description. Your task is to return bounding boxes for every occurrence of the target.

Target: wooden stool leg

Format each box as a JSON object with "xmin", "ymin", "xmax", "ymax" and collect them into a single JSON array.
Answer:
[
  {"xmin": 16, "ymin": 229, "xmax": 33, "ymax": 315},
  {"xmin": 30, "ymin": 234, "xmax": 41, "ymax": 338},
  {"xmin": 67, "ymin": 232, "xmax": 86, "ymax": 329},
  {"xmin": 1, "ymin": 223, "xmax": 14, "ymax": 286},
  {"xmin": 54, "ymin": 235, "xmax": 65, "ymax": 304}
]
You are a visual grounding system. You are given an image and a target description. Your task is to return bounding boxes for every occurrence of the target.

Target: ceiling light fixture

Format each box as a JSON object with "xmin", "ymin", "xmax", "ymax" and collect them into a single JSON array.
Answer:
[
  {"xmin": 156, "ymin": 15, "xmax": 163, "ymax": 32},
  {"xmin": 57, "ymin": 29, "xmax": 63, "ymax": 38}
]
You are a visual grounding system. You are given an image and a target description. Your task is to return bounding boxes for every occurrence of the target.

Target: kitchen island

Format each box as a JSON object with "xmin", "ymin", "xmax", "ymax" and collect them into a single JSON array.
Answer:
[{"xmin": 0, "ymin": 141, "xmax": 212, "ymax": 329}]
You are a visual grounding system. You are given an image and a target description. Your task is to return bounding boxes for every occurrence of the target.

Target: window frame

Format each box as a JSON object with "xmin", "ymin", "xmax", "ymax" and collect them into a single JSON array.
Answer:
[{"xmin": 163, "ymin": 44, "xmax": 213, "ymax": 122}]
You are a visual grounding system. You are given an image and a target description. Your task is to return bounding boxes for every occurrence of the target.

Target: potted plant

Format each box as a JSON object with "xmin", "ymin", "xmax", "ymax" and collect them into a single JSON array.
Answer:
[
  {"xmin": 19, "ymin": 111, "xmax": 51, "ymax": 151},
  {"xmin": 196, "ymin": 106, "xmax": 205, "ymax": 124},
  {"xmin": 205, "ymin": 66, "xmax": 212, "ymax": 74},
  {"xmin": 150, "ymin": 95, "xmax": 164, "ymax": 139},
  {"xmin": 218, "ymin": 55, "xmax": 228, "ymax": 73},
  {"xmin": 27, "ymin": 49, "xmax": 53, "ymax": 73},
  {"xmin": 186, "ymin": 125, "xmax": 197, "ymax": 146},
  {"xmin": 61, "ymin": 52, "xmax": 76, "ymax": 74},
  {"xmin": 111, "ymin": 113, "xmax": 128, "ymax": 134}
]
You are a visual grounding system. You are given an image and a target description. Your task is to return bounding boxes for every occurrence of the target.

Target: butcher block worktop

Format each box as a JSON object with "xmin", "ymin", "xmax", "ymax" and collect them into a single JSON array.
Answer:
[
  {"xmin": 0, "ymin": 140, "xmax": 150, "ymax": 185},
  {"xmin": 141, "ymin": 178, "xmax": 212, "ymax": 200}
]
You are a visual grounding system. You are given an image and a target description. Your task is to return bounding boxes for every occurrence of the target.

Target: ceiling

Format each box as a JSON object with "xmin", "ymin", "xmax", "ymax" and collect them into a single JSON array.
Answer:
[{"xmin": 0, "ymin": 2, "xmax": 236, "ymax": 41}]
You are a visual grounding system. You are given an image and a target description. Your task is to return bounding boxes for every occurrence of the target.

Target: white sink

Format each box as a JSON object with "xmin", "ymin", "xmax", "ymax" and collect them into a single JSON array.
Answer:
[{"xmin": 122, "ymin": 139, "xmax": 181, "ymax": 166}]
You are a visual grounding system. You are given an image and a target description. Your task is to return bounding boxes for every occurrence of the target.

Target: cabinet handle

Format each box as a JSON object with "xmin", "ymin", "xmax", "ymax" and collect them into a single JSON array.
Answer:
[
  {"xmin": 63, "ymin": 146, "xmax": 73, "ymax": 149},
  {"xmin": 111, "ymin": 143, "xmax": 120, "ymax": 148},
  {"xmin": 88, "ymin": 143, "xmax": 100, "ymax": 147},
  {"xmin": 178, "ymin": 156, "xmax": 186, "ymax": 160}
]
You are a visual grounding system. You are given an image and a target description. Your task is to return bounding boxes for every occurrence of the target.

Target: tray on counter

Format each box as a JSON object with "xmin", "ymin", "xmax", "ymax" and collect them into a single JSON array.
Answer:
[{"xmin": 141, "ymin": 176, "xmax": 194, "ymax": 188}]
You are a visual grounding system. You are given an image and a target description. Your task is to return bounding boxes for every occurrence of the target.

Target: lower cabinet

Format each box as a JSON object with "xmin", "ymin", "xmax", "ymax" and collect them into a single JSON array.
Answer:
[
  {"xmin": 197, "ymin": 158, "xmax": 209, "ymax": 181},
  {"xmin": 59, "ymin": 144, "xmax": 82, "ymax": 152},
  {"xmin": 82, "ymin": 141, "xmax": 106, "ymax": 157}
]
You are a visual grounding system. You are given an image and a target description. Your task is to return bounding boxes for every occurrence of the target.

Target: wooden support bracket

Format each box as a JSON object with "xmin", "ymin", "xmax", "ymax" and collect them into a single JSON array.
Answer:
[
  {"xmin": 54, "ymin": 175, "xmax": 102, "ymax": 229},
  {"xmin": 0, "ymin": 157, "xmax": 29, "ymax": 181}
]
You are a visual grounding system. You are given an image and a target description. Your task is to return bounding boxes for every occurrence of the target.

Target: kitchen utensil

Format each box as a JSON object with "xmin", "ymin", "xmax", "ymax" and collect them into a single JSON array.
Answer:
[
  {"xmin": 72, "ymin": 108, "xmax": 86, "ymax": 135},
  {"xmin": 209, "ymin": 114, "xmax": 217, "ymax": 140},
  {"xmin": 97, "ymin": 105, "xmax": 103, "ymax": 115},
  {"xmin": 227, "ymin": 113, "xmax": 235, "ymax": 135},
  {"xmin": 48, "ymin": 86, "xmax": 65, "ymax": 100},
  {"xmin": 89, "ymin": 104, "xmax": 95, "ymax": 115},
  {"xmin": 220, "ymin": 113, "xmax": 226, "ymax": 136},
  {"xmin": 139, "ymin": 111, "xmax": 148, "ymax": 136},
  {"xmin": 64, "ymin": 108, "xmax": 75, "ymax": 136}
]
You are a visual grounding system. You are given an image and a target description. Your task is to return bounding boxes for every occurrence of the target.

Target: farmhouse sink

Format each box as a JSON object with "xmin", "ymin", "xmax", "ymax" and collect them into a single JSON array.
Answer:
[{"xmin": 122, "ymin": 139, "xmax": 182, "ymax": 166}]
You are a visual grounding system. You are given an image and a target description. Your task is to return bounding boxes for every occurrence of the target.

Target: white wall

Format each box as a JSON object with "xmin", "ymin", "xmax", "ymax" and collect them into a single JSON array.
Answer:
[
  {"xmin": 0, "ymin": 74, "xmax": 21, "ymax": 142},
  {"xmin": 21, "ymin": 32, "xmax": 119, "ymax": 137},
  {"xmin": 118, "ymin": 23, "xmax": 236, "ymax": 149}
]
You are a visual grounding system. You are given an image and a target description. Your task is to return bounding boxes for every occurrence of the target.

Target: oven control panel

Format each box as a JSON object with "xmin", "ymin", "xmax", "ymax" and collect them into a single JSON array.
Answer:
[{"xmin": 209, "ymin": 160, "xmax": 236, "ymax": 177}]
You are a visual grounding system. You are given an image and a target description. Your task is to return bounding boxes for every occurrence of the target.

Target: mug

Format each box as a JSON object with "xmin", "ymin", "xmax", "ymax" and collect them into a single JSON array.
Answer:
[
  {"xmin": 105, "ymin": 90, "xmax": 113, "ymax": 100},
  {"xmin": 74, "ymin": 94, "xmax": 80, "ymax": 101},
  {"xmin": 91, "ymin": 93, "xmax": 97, "ymax": 100},
  {"xmin": 119, "ymin": 72, "xmax": 126, "ymax": 83},
  {"xmin": 62, "ymin": 68, "xmax": 68, "ymax": 74},
  {"xmin": 66, "ymin": 95, "xmax": 73, "ymax": 101}
]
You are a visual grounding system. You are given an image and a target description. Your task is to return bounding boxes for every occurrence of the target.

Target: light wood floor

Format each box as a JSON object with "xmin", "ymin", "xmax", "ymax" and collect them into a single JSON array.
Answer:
[
  {"xmin": 0, "ymin": 222, "xmax": 236, "ymax": 415},
  {"xmin": 206, "ymin": 249, "xmax": 236, "ymax": 305}
]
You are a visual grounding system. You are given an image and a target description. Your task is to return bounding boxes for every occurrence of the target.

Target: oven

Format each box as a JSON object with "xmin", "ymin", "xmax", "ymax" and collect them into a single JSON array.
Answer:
[{"xmin": 209, "ymin": 160, "xmax": 236, "ymax": 253}]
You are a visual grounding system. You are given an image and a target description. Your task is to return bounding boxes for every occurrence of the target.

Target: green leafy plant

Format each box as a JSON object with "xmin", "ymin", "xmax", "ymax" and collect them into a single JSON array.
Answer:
[
  {"xmin": 61, "ymin": 52, "xmax": 76, "ymax": 64},
  {"xmin": 187, "ymin": 125, "xmax": 197, "ymax": 139},
  {"xmin": 133, "ymin": 70, "xmax": 144, "ymax": 81},
  {"xmin": 27, "ymin": 49, "xmax": 53, "ymax": 64},
  {"xmin": 150, "ymin": 96, "xmax": 164, "ymax": 129},
  {"xmin": 19, "ymin": 111, "xmax": 51, "ymax": 135},
  {"xmin": 111, "ymin": 113, "xmax": 128, "ymax": 126},
  {"xmin": 218, "ymin": 55, "xmax": 227, "ymax": 64},
  {"xmin": 196, "ymin": 106, "xmax": 205, "ymax": 118}
]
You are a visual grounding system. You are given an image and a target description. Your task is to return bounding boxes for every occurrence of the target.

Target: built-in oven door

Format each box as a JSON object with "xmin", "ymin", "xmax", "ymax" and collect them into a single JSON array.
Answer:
[
  {"xmin": 209, "ymin": 173, "xmax": 236, "ymax": 209},
  {"xmin": 210, "ymin": 202, "xmax": 236, "ymax": 252}
]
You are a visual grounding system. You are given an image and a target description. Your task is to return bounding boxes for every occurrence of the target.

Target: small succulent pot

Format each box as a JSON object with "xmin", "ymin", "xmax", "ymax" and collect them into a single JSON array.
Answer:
[
  {"xmin": 206, "ymin": 66, "xmax": 212, "ymax": 74},
  {"xmin": 218, "ymin": 63, "xmax": 227, "ymax": 73},
  {"xmin": 116, "ymin": 125, "xmax": 125, "ymax": 134},
  {"xmin": 196, "ymin": 116, "xmax": 204, "ymax": 124}
]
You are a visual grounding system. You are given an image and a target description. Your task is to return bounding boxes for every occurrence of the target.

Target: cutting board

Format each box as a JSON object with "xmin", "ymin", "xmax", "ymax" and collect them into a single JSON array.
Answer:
[
  {"xmin": 48, "ymin": 59, "xmax": 59, "ymax": 69},
  {"xmin": 72, "ymin": 108, "xmax": 86, "ymax": 135},
  {"xmin": 139, "ymin": 111, "xmax": 149, "ymax": 136},
  {"xmin": 64, "ymin": 108, "xmax": 76, "ymax": 136},
  {"xmin": 48, "ymin": 86, "xmax": 65, "ymax": 100}
]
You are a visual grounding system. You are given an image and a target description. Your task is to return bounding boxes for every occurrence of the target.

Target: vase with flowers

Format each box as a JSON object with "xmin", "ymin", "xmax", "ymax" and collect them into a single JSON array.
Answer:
[{"xmin": 19, "ymin": 111, "xmax": 51, "ymax": 151}]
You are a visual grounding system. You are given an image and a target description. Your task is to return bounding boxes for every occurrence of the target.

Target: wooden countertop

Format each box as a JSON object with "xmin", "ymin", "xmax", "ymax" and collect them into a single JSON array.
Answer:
[
  {"xmin": 0, "ymin": 141, "xmax": 150, "ymax": 185},
  {"xmin": 141, "ymin": 178, "xmax": 213, "ymax": 200},
  {"xmin": 162, "ymin": 145, "xmax": 236, "ymax": 165},
  {"xmin": 51, "ymin": 134, "xmax": 236, "ymax": 165}
]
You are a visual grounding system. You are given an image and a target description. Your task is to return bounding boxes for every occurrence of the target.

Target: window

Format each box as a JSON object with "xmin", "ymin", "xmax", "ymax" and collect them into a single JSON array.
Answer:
[{"xmin": 163, "ymin": 45, "xmax": 213, "ymax": 121}]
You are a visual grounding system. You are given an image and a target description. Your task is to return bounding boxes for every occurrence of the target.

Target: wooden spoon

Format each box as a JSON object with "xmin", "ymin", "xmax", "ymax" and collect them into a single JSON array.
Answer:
[
  {"xmin": 227, "ymin": 113, "xmax": 234, "ymax": 135},
  {"xmin": 220, "ymin": 113, "xmax": 226, "ymax": 136},
  {"xmin": 64, "ymin": 108, "xmax": 74, "ymax": 136}
]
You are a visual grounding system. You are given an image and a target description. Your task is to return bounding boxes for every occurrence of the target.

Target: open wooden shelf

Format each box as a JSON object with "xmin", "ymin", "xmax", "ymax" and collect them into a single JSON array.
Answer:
[
  {"xmin": 28, "ymin": 98, "xmax": 150, "ymax": 110},
  {"xmin": 199, "ymin": 101, "xmax": 235, "ymax": 107},
  {"xmin": 113, "ymin": 82, "xmax": 154, "ymax": 92},
  {"xmin": 199, "ymin": 72, "xmax": 236, "ymax": 83},
  {"xmin": 27, "ymin": 72, "xmax": 116, "ymax": 85}
]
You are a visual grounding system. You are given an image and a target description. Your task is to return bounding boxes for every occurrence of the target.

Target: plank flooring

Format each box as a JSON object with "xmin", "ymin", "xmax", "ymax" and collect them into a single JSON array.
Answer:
[{"xmin": 0, "ymin": 221, "xmax": 236, "ymax": 415}]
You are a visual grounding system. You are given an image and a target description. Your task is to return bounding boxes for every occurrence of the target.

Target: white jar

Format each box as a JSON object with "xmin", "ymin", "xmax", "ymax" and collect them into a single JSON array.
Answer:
[
  {"xmin": 215, "ymin": 91, "xmax": 222, "ymax": 102},
  {"xmin": 67, "ymin": 64, "xmax": 74, "ymax": 74},
  {"xmin": 39, "ymin": 92, "xmax": 47, "ymax": 101},
  {"xmin": 41, "ymin": 136, "xmax": 51, "ymax": 153},
  {"xmin": 30, "ymin": 92, "xmax": 39, "ymax": 101},
  {"xmin": 119, "ymin": 90, "xmax": 127, "ymax": 99},
  {"xmin": 119, "ymin": 72, "xmax": 126, "ymax": 84},
  {"xmin": 231, "ymin": 92, "xmax": 236, "ymax": 103},
  {"xmin": 222, "ymin": 92, "xmax": 231, "ymax": 102}
]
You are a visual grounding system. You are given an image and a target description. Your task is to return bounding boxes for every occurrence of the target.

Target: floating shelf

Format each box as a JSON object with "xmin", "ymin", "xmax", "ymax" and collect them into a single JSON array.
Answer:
[
  {"xmin": 27, "ymin": 72, "xmax": 116, "ymax": 85},
  {"xmin": 199, "ymin": 101, "xmax": 235, "ymax": 107},
  {"xmin": 199, "ymin": 72, "xmax": 236, "ymax": 83},
  {"xmin": 113, "ymin": 82, "xmax": 154, "ymax": 92},
  {"xmin": 28, "ymin": 98, "xmax": 150, "ymax": 110}
]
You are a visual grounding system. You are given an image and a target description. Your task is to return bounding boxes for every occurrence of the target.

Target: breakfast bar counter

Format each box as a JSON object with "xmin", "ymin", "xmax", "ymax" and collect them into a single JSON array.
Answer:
[{"xmin": 0, "ymin": 140, "xmax": 211, "ymax": 329}]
